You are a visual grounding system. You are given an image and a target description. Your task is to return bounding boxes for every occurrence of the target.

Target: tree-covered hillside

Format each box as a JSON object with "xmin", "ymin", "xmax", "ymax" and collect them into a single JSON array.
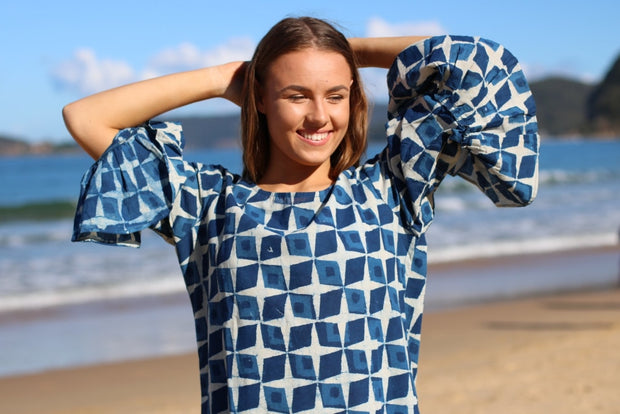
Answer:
[
  {"xmin": 529, "ymin": 78, "xmax": 594, "ymax": 136},
  {"xmin": 586, "ymin": 54, "xmax": 620, "ymax": 135},
  {"xmin": 529, "ymin": 53, "xmax": 620, "ymax": 137}
]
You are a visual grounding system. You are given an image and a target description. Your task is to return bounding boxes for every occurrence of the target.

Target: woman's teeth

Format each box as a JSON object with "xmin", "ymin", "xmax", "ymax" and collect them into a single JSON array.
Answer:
[{"xmin": 301, "ymin": 132, "xmax": 328, "ymax": 141}]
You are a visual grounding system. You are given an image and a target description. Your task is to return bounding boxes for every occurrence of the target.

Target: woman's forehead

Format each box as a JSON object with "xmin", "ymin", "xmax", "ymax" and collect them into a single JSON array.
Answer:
[{"xmin": 264, "ymin": 49, "xmax": 352, "ymax": 88}]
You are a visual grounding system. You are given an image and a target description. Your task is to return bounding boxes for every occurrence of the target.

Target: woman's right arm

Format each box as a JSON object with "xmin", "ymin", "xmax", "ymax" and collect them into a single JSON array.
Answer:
[{"xmin": 62, "ymin": 61, "xmax": 247, "ymax": 160}]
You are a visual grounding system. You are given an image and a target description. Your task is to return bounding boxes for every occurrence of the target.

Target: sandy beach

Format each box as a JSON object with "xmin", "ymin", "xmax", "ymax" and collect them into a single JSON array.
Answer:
[
  {"xmin": 1, "ymin": 248, "xmax": 619, "ymax": 413},
  {"xmin": 417, "ymin": 287, "xmax": 620, "ymax": 413}
]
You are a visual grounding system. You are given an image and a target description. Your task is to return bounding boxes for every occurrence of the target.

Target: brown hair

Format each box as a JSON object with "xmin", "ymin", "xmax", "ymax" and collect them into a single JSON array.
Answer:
[{"xmin": 241, "ymin": 16, "xmax": 368, "ymax": 183}]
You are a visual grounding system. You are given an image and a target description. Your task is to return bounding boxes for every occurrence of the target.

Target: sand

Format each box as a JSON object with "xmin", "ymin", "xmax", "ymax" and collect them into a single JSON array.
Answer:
[
  {"xmin": 0, "ymin": 353, "xmax": 200, "ymax": 414},
  {"xmin": 1, "ymin": 250, "xmax": 619, "ymax": 413},
  {"xmin": 417, "ymin": 287, "xmax": 620, "ymax": 413}
]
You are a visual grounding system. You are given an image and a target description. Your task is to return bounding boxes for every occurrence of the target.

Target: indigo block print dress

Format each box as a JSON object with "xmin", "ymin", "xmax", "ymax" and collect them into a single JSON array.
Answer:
[{"xmin": 73, "ymin": 36, "xmax": 539, "ymax": 413}]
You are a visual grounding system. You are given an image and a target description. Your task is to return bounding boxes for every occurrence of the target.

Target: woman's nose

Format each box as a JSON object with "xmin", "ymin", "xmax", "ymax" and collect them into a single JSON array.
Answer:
[{"xmin": 306, "ymin": 100, "xmax": 328, "ymax": 125}]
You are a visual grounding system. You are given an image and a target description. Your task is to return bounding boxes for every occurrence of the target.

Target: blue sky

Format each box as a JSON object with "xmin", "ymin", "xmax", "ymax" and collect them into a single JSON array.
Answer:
[{"xmin": 3, "ymin": 0, "xmax": 619, "ymax": 143}]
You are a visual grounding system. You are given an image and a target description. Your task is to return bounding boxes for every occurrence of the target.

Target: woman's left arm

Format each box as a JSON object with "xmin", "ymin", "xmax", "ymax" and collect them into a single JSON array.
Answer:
[
  {"xmin": 383, "ymin": 35, "xmax": 539, "ymax": 210},
  {"xmin": 348, "ymin": 36, "xmax": 430, "ymax": 68}
]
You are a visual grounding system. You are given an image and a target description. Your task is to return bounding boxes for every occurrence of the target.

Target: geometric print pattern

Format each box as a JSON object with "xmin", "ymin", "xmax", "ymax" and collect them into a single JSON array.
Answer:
[{"xmin": 73, "ymin": 36, "xmax": 539, "ymax": 413}]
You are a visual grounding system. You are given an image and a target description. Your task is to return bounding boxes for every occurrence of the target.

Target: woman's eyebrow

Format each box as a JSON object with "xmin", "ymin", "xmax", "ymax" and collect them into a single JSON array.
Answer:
[{"xmin": 278, "ymin": 84, "xmax": 350, "ymax": 94}]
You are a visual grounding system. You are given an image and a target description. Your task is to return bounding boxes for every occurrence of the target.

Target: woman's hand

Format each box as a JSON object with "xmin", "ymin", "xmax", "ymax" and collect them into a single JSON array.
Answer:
[{"xmin": 220, "ymin": 61, "xmax": 248, "ymax": 107}]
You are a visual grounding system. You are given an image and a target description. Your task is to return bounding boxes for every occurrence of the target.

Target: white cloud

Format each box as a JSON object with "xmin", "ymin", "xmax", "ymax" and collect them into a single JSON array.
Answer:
[
  {"xmin": 366, "ymin": 17, "xmax": 447, "ymax": 37},
  {"xmin": 52, "ymin": 38, "xmax": 256, "ymax": 96},
  {"xmin": 51, "ymin": 48, "xmax": 135, "ymax": 95},
  {"xmin": 143, "ymin": 37, "xmax": 255, "ymax": 78}
]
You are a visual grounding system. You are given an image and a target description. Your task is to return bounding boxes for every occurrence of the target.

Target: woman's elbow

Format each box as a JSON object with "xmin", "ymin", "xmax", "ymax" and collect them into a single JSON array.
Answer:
[
  {"xmin": 62, "ymin": 101, "xmax": 88, "ymax": 144},
  {"xmin": 62, "ymin": 102, "xmax": 115, "ymax": 160}
]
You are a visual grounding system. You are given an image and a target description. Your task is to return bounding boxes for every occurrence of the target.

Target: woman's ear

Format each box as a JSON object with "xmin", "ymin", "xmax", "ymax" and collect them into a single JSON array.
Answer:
[
  {"xmin": 256, "ymin": 101, "xmax": 265, "ymax": 114},
  {"xmin": 256, "ymin": 86, "xmax": 265, "ymax": 114}
]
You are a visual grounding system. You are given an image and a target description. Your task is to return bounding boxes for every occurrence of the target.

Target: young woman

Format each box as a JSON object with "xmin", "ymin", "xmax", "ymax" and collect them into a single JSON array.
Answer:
[{"xmin": 64, "ymin": 16, "xmax": 539, "ymax": 414}]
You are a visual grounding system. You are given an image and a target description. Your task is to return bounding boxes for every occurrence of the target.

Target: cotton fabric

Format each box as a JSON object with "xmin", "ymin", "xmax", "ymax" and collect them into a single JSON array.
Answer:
[{"xmin": 73, "ymin": 36, "xmax": 539, "ymax": 413}]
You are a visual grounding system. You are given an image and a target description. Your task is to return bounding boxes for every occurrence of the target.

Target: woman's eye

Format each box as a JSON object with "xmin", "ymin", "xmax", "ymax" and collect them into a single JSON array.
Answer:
[
  {"xmin": 327, "ymin": 95, "xmax": 345, "ymax": 103},
  {"xmin": 288, "ymin": 95, "xmax": 307, "ymax": 102}
]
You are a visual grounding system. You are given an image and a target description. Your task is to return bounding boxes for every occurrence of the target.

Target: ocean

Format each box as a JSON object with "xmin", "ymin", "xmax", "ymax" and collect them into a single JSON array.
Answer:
[{"xmin": 1, "ymin": 138, "xmax": 619, "ymax": 377}]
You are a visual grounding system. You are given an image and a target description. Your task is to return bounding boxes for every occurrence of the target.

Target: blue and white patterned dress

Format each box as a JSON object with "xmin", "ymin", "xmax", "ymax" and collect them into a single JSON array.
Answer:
[{"xmin": 73, "ymin": 36, "xmax": 539, "ymax": 413}]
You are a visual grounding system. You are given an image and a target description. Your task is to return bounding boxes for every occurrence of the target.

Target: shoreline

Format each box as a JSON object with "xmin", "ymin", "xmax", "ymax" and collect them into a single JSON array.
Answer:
[
  {"xmin": 2, "ymin": 243, "xmax": 617, "ymax": 317},
  {"xmin": 425, "ymin": 244, "xmax": 619, "ymax": 311},
  {"xmin": 0, "ymin": 244, "xmax": 617, "ymax": 379}
]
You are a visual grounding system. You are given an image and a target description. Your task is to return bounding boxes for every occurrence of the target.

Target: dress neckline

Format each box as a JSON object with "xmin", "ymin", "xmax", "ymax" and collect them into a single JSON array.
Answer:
[{"xmin": 230, "ymin": 179, "xmax": 336, "ymax": 234}]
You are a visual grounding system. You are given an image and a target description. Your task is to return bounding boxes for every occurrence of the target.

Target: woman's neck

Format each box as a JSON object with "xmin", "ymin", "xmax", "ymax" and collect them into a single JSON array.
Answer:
[{"xmin": 258, "ymin": 165, "xmax": 334, "ymax": 193}]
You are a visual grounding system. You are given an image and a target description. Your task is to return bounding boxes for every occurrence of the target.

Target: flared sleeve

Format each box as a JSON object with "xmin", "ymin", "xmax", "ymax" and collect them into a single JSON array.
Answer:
[
  {"xmin": 72, "ymin": 121, "xmax": 205, "ymax": 247},
  {"xmin": 384, "ymin": 35, "xmax": 539, "ymax": 234}
]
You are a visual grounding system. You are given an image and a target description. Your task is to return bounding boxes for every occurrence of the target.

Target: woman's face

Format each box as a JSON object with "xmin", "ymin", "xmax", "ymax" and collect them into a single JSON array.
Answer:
[{"xmin": 257, "ymin": 47, "xmax": 352, "ymax": 189}]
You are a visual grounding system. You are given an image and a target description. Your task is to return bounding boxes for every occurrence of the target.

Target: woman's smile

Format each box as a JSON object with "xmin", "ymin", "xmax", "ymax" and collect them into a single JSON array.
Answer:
[{"xmin": 298, "ymin": 130, "xmax": 331, "ymax": 143}]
